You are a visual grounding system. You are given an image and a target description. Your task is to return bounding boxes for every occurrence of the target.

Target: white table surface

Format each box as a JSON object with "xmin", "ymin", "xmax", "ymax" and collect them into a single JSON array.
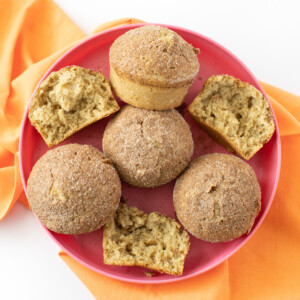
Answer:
[{"xmin": 1, "ymin": 1, "xmax": 299, "ymax": 299}]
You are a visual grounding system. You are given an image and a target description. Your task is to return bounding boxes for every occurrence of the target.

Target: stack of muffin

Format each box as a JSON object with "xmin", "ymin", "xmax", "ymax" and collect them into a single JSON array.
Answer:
[{"xmin": 27, "ymin": 25, "xmax": 275, "ymax": 276}]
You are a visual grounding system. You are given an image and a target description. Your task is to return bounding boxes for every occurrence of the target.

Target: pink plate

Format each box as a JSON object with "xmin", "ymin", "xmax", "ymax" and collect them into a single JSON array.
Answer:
[{"xmin": 19, "ymin": 23, "xmax": 281, "ymax": 284}]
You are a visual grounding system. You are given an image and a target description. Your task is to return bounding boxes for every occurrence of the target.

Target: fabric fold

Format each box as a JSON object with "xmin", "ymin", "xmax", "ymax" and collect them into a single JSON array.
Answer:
[
  {"xmin": 92, "ymin": 18, "xmax": 144, "ymax": 34},
  {"xmin": 59, "ymin": 251, "xmax": 230, "ymax": 300},
  {"xmin": 260, "ymin": 82, "xmax": 300, "ymax": 137},
  {"xmin": 0, "ymin": 0, "xmax": 86, "ymax": 219},
  {"xmin": 0, "ymin": 0, "xmax": 85, "ymax": 155}
]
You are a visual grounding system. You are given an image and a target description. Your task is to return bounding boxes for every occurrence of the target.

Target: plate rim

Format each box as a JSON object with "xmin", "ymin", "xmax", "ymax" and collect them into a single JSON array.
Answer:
[{"xmin": 19, "ymin": 22, "xmax": 281, "ymax": 284}]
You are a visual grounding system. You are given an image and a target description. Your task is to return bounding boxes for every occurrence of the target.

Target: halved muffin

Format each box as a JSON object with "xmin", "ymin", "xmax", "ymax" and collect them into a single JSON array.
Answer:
[
  {"xmin": 103, "ymin": 203, "xmax": 190, "ymax": 276},
  {"xmin": 188, "ymin": 75, "xmax": 275, "ymax": 160},
  {"xmin": 29, "ymin": 65, "xmax": 119, "ymax": 147}
]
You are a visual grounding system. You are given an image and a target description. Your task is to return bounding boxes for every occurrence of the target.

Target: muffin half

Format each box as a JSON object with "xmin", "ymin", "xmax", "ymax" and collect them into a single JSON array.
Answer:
[
  {"xmin": 103, "ymin": 203, "xmax": 190, "ymax": 276},
  {"xmin": 189, "ymin": 75, "xmax": 275, "ymax": 160},
  {"xmin": 29, "ymin": 65, "xmax": 120, "ymax": 147}
]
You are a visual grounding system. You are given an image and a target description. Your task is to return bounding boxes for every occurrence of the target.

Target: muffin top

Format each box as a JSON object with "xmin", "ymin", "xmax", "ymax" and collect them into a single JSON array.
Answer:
[
  {"xmin": 27, "ymin": 144, "xmax": 121, "ymax": 235},
  {"xmin": 109, "ymin": 25, "xmax": 200, "ymax": 87},
  {"xmin": 173, "ymin": 153, "xmax": 261, "ymax": 242},
  {"xmin": 103, "ymin": 105, "xmax": 194, "ymax": 188}
]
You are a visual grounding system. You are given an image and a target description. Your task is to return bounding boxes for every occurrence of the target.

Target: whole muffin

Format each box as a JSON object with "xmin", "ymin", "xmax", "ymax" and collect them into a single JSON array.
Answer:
[
  {"xmin": 109, "ymin": 25, "xmax": 200, "ymax": 110},
  {"xmin": 173, "ymin": 153, "xmax": 261, "ymax": 242},
  {"xmin": 27, "ymin": 144, "xmax": 121, "ymax": 235},
  {"xmin": 102, "ymin": 105, "xmax": 194, "ymax": 188}
]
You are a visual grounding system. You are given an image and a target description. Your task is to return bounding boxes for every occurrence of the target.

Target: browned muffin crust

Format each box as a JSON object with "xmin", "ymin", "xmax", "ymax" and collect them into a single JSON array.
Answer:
[
  {"xmin": 27, "ymin": 144, "xmax": 121, "ymax": 235},
  {"xmin": 173, "ymin": 153, "xmax": 261, "ymax": 242},
  {"xmin": 102, "ymin": 105, "xmax": 194, "ymax": 188},
  {"xmin": 110, "ymin": 25, "xmax": 199, "ymax": 88}
]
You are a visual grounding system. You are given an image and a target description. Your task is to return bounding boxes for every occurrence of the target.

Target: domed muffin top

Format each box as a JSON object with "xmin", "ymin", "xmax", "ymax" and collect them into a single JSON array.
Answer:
[
  {"xmin": 110, "ymin": 25, "xmax": 200, "ymax": 87},
  {"xmin": 174, "ymin": 153, "xmax": 261, "ymax": 242},
  {"xmin": 27, "ymin": 144, "xmax": 121, "ymax": 235}
]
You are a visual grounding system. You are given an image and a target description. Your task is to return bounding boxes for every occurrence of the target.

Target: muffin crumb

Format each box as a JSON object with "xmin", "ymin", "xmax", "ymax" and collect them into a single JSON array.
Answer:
[
  {"xmin": 29, "ymin": 65, "xmax": 119, "ymax": 147},
  {"xmin": 145, "ymin": 271, "xmax": 156, "ymax": 277},
  {"xmin": 189, "ymin": 75, "xmax": 275, "ymax": 159},
  {"xmin": 103, "ymin": 203, "xmax": 190, "ymax": 276}
]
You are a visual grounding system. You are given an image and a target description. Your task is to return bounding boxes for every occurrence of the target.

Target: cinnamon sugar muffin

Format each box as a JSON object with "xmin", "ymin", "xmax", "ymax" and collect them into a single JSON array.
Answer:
[
  {"xmin": 102, "ymin": 105, "xmax": 194, "ymax": 188},
  {"xmin": 189, "ymin": 75, "xmax": 275, "ymax": 160},
  {"xmin": 109, "ymin": 25, "xmax": 200, "ymax": 110},
  {"xmin": 27, "ymin": 144, "xmax": 121, "ymax": 235},
  {"xmin": 173, "ymin": 153, "xmax": 261, "ymax": 242},
  {"xmin": 103, "ymin": 203, "xmax": 190, "ymax": 276},
  {"xmin": 29, "ymin": 66, "xmax": 119, "ymax": 147}
]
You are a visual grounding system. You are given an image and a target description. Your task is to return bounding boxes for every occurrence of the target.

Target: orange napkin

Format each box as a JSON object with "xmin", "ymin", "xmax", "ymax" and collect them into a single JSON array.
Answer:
[{"xmin": 1, "ymin": 0, "xmax": 299, "ymax": 299}]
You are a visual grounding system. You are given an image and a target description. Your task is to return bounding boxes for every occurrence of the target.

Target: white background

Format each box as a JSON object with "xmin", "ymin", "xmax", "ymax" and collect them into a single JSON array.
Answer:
[{"xmin": 1, "ymin": 1, "xmax": 300, "ymax": 299}]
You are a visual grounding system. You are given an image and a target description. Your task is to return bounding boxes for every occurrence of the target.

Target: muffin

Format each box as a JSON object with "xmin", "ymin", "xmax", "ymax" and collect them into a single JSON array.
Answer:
[
  {"xmin": 102, "ymin": 105, "xmax": 194, "ymax": 188},
  {"xmin": 29, "ymin": 65, "xmax": 120, "ymax": 147},
  {"xmin": 109, "ymin": 25, "xmax": 200, "ymax": 110},
  {"xmin": 188, "ymin": 75, "xmax": 275, "ymax": 160},
  {"xmin": 103, "ymin": 203, "xmax": 190, "ymax": 276},
  {"xmin": 173, "ymin": 153, "xmax": 261, "ymax": 242},
  {"xmin": 27, "ymin": 144, "xmax": 121, "ymax": 235}
]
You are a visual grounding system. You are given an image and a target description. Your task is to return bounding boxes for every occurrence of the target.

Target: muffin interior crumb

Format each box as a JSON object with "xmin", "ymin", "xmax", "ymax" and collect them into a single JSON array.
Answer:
[
  {"xmin": 29, "ymin": 66, "xmax": 119, "ymax": 147},
  {"xmin": 190, "ymin": 76, "xmax": 275, "ymax": 159},
  {"xmin": 103, "ymin": 203, "xmax": 190, "ymax": 276}
]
